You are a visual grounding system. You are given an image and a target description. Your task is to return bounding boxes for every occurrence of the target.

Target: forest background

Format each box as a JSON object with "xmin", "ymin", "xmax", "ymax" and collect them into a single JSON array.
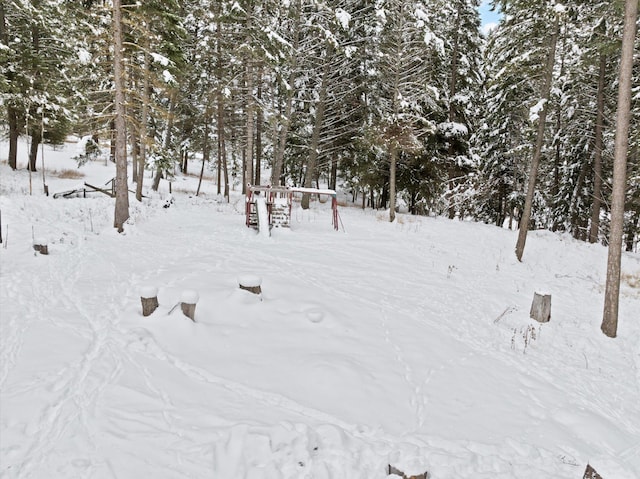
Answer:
[{"xmin": 1, "ymin": 0, "xmax": 639, "ymax": 249}]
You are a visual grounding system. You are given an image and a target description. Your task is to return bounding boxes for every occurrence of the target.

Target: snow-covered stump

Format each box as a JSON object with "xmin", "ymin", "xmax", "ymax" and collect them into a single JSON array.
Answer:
[
  {"xmin": 33, "ymin": 240, "xmax": 48, "ymax": 255},
  {"xmin": 387, "ymin": 465, "xmax": 428, "ymax": 479},
  {"xmin": 180, "ymin": 290, "xmax": 199, "ymax": 321},
  {"xmin": 530, "ymin": 292, "xmax": 551, "ymax": 323},
  {"xmin": 140, "ymin": 286, "xmax": 159, "ymax": 317},
  {"xmin": 583, "ymin": 464, "xmax": 603, "ymax": 479},
  {"xmin": 238, "ymin": 274, "xmax": 262, "ymax": 295}
]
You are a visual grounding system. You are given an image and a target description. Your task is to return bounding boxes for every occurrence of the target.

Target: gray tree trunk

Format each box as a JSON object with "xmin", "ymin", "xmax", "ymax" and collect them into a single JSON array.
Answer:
[
  {"xmin": 196, "ymin": 109, "xmax": 211, "ymax": 197},
  {"xmin": 244, "ymin": 7, "xmax": 255, "ymax": 194},
  {"xmin": 602, "ymin": 0, "xmax": 638, "ymax": 338},
  {"xmin": 271, "ymin": 0, "xmax": 301, "ymax": 187},
  {"xmin": 7, "ymin": 107, "xmax": 19, "ymax": 170},
  {"xmin": 113, "ymin": 0, "xmax": 129, "ymax": 232},
  {"xmin": 255, "ymin": 65, "xmax": 263, "ymax": 186},
  {"xmin": 136, "ymin": 48, "xmax": 150, "ymax": 202},
  {"xmin": 302, "ymin": 43, "xmax": 333, "ymax": 209},
  {"xmin": 588, "ymin": 48, "xmax": 607, "ymax": 243},
  {"xmin": 447, "ymin": 6, "xmax": 461, "ymax": 220},
  {"xmin": 515, "ymin": 16, "xmax": 560, "ymax": 261},
  {"xmin": 389, "ymin": 143, "xmax": 397, "ymax": 223}
]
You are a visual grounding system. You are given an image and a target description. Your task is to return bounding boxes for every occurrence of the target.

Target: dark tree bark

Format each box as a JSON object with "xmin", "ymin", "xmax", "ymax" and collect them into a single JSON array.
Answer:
[
  {"xmin": 28, "ymin": 127, "xmax": 40, "ymax": 172},
  {"xmin": 196, "ymin": 110, "xmax": 211, "ymax": 197},
  {"xmin": 7, "ymin": 107, "xmax": 19, "ymax": 170},
  {"xmin": 589, "ymin": 43, "xmax": 607, "ymax": 243},
  {"xmin": 255, "ymin": 65, "xmax": 263, "ymax": 186}
]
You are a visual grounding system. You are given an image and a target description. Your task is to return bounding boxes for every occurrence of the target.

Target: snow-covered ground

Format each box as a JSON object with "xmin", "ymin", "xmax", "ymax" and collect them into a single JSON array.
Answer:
[{"xmin": 1, "ymin": 139, "xmax": 639, "ymax": 479}]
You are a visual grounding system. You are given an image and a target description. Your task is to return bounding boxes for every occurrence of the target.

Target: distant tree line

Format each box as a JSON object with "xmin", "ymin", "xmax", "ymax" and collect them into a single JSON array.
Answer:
[{"xmin": 1, "ymin": 0, "xmax": 638, "ymax": 251}]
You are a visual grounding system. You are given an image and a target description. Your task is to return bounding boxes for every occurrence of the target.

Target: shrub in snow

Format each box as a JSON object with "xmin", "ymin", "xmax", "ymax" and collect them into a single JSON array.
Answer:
[{"xmin": 73, "ymin": 135, "xmax": 102, "ymax": 166}]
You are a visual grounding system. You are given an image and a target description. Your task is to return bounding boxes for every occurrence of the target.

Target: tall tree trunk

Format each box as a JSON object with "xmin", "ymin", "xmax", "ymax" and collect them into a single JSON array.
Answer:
[
  {"xmin": 216, "ymin": 88, "xmax": 227, "ymax": 198},
  {"xmin": 151, "ymin": 87, "xmax": 176, "ymax": 192},
  {"xmin": 515, "ymin": 16, "xmax": 560, "ymax": 261},
  {"xmin": 330, "ymin": 155, "xmax": 337, "ymax": 191},
  {"xmin": 223, "ymin": 138, "xmax": 230, "ymax": 200},
  {"xmin": 245, "ymin": 62, "xmax": 255, "ymax": 193},
  {"xmin": 255, "ymin": 65, "xmax": 263, "ymax": 186},
  {"xmin": 136, "ymin": 48, "xmax": 150, "ymax": 202},
  {"xmin": 447, "ymin": 6, "xmax": 461, "ymax": 220},
  {"xmin": 196, "ymin": 110, "xmax": 211, "ymax": 197},
  {"xmin": 28, "ymin": 127, "xmax": 40, "ymax": 172},
  {"xmin": 244, "ymin": 4, "xmax": 255, "ymax": 193},
  {"xmin": 302, "ymin": 43, "xmax": 333, "ymax": 209},
  {"xmin": 271, "ymin": 0, "xmax": 301, "ymax": 186},
  {"xmin": 110, "ymin": 119, "xmax": 116, "ymax": 163},
  {"xmin": 113, "ymin": 0, "xmax": 129, "ymax": 232},
  {"xmin": 625, "ymin": 208, "xmax": 639, "ymax": 252},
  {"xmin": 589, "ymin": 48, "xmax": 607, "ymax": 243},
  {"xmin": 215, "ymin": 6, "xmax": 226, "ymax": 196},
  {"xmin": 8, "ymin": 107, "xmax": 19, "ymax": 170},
  {"xmin": 602, "ymin": 0, "xmax": 638, "ymax": 338},
  {"xmin": 551, "ymin": 16, "xmax": 567, "ymax": 231},
  {"xmin": 131, "ymin": 136, "xmax": 139, "ymax": 183},
  {"xmin": 389, "ymin": 143, "xmax": 397, "ymax": 222},
  {"xmin": 1, "ymin": 5, "xmax": 19, "ymax": 170}
]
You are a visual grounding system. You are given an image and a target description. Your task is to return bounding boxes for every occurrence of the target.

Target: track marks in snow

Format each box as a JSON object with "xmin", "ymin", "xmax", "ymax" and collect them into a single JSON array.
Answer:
[
  {"xmin": 379, "ymin": 305, "xmax": 432, "ymax": 433},
  {"xmin": 0, "ymin": 279, "xmax": 31, "ymax": 391},
  {"xmin": 127, "ymin": 330, "xmax": 366, "ymax": 436}
]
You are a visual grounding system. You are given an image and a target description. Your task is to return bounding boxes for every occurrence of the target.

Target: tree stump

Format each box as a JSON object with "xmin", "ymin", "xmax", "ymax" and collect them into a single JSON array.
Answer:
[
  {"xmin": 530, "ymin": 292, "xmax": 551, "ymax": 323},
  {"xmin": 388, "ymin": 465, "xmax": 428, "ymax": 479},
  {"xmin": 140, "ymin": 286, "xmax": 159, "ymax": 317},
  {"xmin": 180, "ymin": 290, "xmax": 199, "ymax": 321},
  {"xmin": 583, "ymin": 464, "xmax": 603, "ymax": 479},
  {"xmin": 33, "ymin": 243, "xmax": 48, "ymax": 255},
  {"xmin": 238, "ymin": 274, "xmax": 262, "ymax": 295}
]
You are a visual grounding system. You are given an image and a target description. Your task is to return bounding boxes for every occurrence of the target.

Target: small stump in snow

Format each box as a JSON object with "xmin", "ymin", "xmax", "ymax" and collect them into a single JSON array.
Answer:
[
  {"xmin": 388, "ymin": 465, "xmax": 428, "ymax": 479},
  {"xmin": 583, "ymin": 464, "xmax": 603, "ymax": 479},
  {"xmin": 530, "ymin": 292, "xmax": 551, "ymax": 323},
  {"xmin": 140, "ymin": 286, "xmax": 159, "ymax": 317},
  {"xmin": 238, "ymin": 274, "xmax": 262, "ymax": 295},
  {"xmin": 180, "ymin": 290, "xmax": 199, "ymax": 321},
  {"xmin": 33, "ymin": 242, "xmax": 48, "ymax": 255}
]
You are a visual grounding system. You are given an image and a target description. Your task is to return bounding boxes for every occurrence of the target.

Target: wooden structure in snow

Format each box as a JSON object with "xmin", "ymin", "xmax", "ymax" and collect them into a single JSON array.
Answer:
[{"xmin": 245, "ymin": 185, "xmax": 339, "ymax": 232}]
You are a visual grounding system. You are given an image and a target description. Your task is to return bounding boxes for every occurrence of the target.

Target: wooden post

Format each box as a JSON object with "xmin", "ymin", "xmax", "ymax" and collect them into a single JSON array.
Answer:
[
  {"xmin": 238, "ymin": 274, "xmax": 262, "ymax": 295},
  {"xmin": 140, "ymin": 286, "xmax": 159, "ymax": 317},
  {"xmin": 530, "ymin": 292, "xmax": 551, "ymax": 323},
  {"xmin": 180, "ymin": 290, "xmax": 199, "ymax": 321}
]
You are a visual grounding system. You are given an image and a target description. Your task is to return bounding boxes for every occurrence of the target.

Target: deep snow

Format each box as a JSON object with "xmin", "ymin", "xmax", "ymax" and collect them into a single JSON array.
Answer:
[{"xmin": 1, "ymin": 139, "xmax": 639, "ymax": 479}]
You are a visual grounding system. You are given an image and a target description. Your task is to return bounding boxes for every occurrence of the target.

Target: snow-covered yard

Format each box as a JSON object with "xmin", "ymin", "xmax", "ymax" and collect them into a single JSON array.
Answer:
[{"xmin": 1, "ymin": 140, "xmax": 639, "ymax": 478}]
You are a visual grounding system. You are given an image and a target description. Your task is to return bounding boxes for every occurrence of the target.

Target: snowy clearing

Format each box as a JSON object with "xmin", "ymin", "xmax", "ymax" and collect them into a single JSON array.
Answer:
[{"xmin": 1, "ymin": 140, "xmax": 639, "ymax": 479}]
